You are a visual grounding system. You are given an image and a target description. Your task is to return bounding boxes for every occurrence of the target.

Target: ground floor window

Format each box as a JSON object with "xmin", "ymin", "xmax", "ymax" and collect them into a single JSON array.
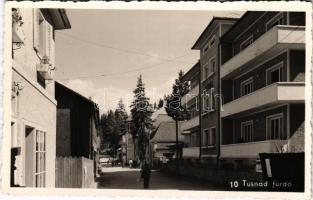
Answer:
[
  {"xmin": 202, "ymin": 129, "xmax": 208, "ymax": 146},
  {"xmin": 267, "ymin": 113, "xmax": 285, "ymax": 140},
  {"xmin": 241, "ymin": 120, "xmax": 253, "ymax": 142},
  {"xmin": 35, "ymin": 130, "xmax": 46, "ymax": 187},
  {"xmin": 202, "ymin": 128, "xmax": 215, "ymax": 146}
]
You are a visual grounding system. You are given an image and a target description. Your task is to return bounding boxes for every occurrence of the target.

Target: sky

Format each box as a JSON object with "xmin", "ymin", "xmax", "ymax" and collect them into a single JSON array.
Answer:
[{"xmin": 55, "ymin": 9, "xmax": 243, "ymax": 114}]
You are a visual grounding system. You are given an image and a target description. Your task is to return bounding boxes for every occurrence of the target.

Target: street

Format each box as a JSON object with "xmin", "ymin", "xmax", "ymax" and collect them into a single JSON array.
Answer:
[{"xmin": 96, "ymin": 167, "xmax": 222, "ymax": 190}]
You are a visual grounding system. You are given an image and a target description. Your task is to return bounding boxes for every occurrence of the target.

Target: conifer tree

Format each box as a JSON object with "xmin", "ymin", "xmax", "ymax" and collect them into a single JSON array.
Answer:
[
  {"xmin": 165, "ymin": 70, "xmax": 190, "ymax": 160},
  {"xmin": 130, "ymin": 75, "xmax": 154, "ymax": 162}
]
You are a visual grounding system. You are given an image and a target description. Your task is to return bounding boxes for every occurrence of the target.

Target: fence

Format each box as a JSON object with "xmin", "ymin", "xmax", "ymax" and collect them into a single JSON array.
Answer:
[{"xmin": 55, "ymin": 157, "xmax": 95, "ymax": 188}]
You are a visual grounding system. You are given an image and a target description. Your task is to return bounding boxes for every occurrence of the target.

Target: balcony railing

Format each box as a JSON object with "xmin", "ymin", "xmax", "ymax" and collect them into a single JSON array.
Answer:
[
  {"xmin": 221, "ymin": 25, "xmax": 305, "ymax": 79},
  {"xmin": 220, "ymin": 140, "xmax": 287, "ymax": 159},
  {"xmin": 182, "ymin": 147, "xmax": 200, "ymax": 158},
  {"xmin": 221, "ymin": 82, "xmax": 305, "ymax": 117},
  {"xmin": 181, "ymin": 116, "xmax": 199, "ymax": 131},
  {"xmin": 181, "ymin": 85, "xmax": 199, "ymax": 106}
]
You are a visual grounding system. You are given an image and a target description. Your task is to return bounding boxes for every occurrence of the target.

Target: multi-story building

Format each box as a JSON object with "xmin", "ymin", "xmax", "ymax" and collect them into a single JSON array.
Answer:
[
  {"xmin": 219, "ymin": 11, "xmax": 305, "ymax": 168},
  {"xmin": 191, "ymin": 17, "xmax": 238, "ymax": 164},
  {"xmin": 10, "ymin": 8, "xmax": 71, "ymax": 187},
  {"xmin": 181, "ymin": 62, "xmax": 201, "ymax": 159}
]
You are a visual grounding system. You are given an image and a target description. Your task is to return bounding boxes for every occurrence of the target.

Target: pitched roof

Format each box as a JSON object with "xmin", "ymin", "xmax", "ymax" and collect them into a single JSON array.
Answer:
[
  {"xmin": 150, "ymin": 121, "xmax": 183, "ymax": 142},
  {"xmin": 191, "ymin": 17, "xmax": 238, "ymax": 49}
]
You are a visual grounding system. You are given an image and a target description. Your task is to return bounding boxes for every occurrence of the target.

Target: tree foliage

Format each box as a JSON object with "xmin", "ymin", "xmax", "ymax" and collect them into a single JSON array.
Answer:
[
  {"xmin": 130, "ymin": 75, "xmax": 154, "ymax": 161},
  {"xmin": 100, "ymin": 100, "xmax": 128, "ymax": 157},
  {"xmin": 165, "ymin": 70, "xmax": 190, "ymax": 121}
]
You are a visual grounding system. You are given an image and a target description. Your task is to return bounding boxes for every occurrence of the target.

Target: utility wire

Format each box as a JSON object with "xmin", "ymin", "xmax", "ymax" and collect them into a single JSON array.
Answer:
[
  {"xmin": 56, "ymin": 52, "xmax": 197, "ymax": 81},
  {"xmin": 57, "ymin": 32, "xmax": 194, "ymax": 65}
]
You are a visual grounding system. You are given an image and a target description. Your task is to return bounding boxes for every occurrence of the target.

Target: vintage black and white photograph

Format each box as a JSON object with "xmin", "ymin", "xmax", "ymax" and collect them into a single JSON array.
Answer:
[{"xmin": 2, "ymin": 1, "xmax": 312, "ymax": 198}]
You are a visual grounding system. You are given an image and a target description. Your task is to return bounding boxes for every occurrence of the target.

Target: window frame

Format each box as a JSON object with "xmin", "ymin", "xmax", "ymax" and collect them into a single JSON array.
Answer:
[
  {"xmin": 34, "ymin": 129, "xmax": 46, "ymax": 187},
  {"xmin": 209, "ymin": 56, "xmax": 216, "ymax": 75},
  {"xmin": 202, "ymin": 129, "xmax": 209, "ymax": 146},
  {"xmin": 240, "ymin": 77, "xmax": 254, "ymax": 97},
  {"xmin": 266, "ymin": 62, "xmax": 284, "ymax": 85},
  {"xmin": 240, "ymin": 35, "xmax": 254, "ymax": 51},
  {"xmin": 241, "ymin": 120, "xmax": 254, "ymax": 143},
  {"xmin": 209, "ymin": 36, "xmax": 216, "ymax": 48},
  {"xmin": 208, "ymin": 127, "xmax": 216, "ymax": 146},
  {"xmin": 265, "ymin": 13, "xmax": 285, "ymax": 31},
  {"xmin": 266, "ymin": 113, "xmax": 285, "ymax": 140}
]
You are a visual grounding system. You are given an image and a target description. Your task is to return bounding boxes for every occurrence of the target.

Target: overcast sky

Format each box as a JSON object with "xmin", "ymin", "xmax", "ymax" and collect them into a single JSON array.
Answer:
[{"xmin": 55, "ymin": 9, "xmax": 243, "ymax": 114}]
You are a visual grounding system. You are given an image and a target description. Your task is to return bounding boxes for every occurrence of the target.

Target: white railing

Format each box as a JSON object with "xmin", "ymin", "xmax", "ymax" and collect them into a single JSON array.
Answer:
[
  {"xmin": 221, "ymin": 25, "xmax": 305, "ymax": 78},
  {"xmin": 183, "ymin": 147, "xmax": 200, "ymax": 158},
  {"xmin": 181, "ymin": 85, "xmax": 199, "ymax": 106},
  {"xmin": 220, "ymin": 140, "xmax": 287, "ymax": 159},
  {"xmin": 181, "ymin": 116, "xmax": 199, "ymax": 131},
  {"xmin": 221, "ymin": 82, "xmax": 305, "ymax": 117}
]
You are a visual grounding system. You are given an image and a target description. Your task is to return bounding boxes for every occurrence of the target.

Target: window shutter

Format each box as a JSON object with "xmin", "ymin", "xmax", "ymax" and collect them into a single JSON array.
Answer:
[
  {"xmin": 39, "ymin": 20, "xmax": 45, "ymax": 57},
  {"xmin": 33, "ymin": 9, "xmax": 40, "ymax": 51},
  {"xmin": 44, "ymin": 21, "xmax": 50, "ymax": 58},
  {"xmin": 48, "ymin": 24, "xmax": 55, "ymax": 66}
]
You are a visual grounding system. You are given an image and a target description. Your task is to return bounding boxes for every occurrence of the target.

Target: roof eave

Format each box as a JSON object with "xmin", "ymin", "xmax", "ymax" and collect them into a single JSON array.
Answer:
[{"xmin": 49, "ymin": 9, "xmax": 71, "ymax": 30}]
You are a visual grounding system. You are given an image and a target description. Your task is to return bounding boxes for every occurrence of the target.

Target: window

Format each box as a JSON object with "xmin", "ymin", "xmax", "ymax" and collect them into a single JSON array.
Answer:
[
  {"xmin": 209, "ymin": 36, "xmax": 216, "ymax": 48},
  {"xmin": 202, "ymin": 62, "xmax": 209, "ymax": 80},
  {"xmin": 202, "ymin": 44, "xmax": 209, "ymax": 55},
  {"xmin": 203, "ymin": 87, "xmax": 215, "ymax": 113},
  {"xmin": 191, "ymin": 133, "xmax": 197, "ymax": 147},
  {"xmin": 35, "ymin": 130, "xmax": 46, "ymax": 187},
  {"xmin": 266, "ymin": 13, "xmax": 284, "ymax": 31},
  {"xmin": 208, "ymin": 127, "xmax": 216, "ymax": 146},
  {"xmin": 240, "ymin": 78, "xmax": 253, "ymax": 96},
  {"xmin": 267, "ymin": 63, "xmax": 284, "ymax": 85},
  {"xmin": 34, "ymin": 9, "xmax": 55, "ymax": 67},
  {"xmin": 241, "ymin": 121, "xmax": 253, "ymax": 142},
  {"xmin": 190, "ymin": 76, "xmax": 198, "ymax": 89},
  {"xmin": 240, "ymin": 35, "xmax": 253, "ymax": 51},
  {"xmin": 267, "ymin": 114, "xmax": 285, "ymax": 140},
  {"xmin": 209, "ymin": 57, "xmax": 216, "ymax": 74},
  {"xmin": 202, "ymin": 129, "xmax": 209, "ymax": 146}
]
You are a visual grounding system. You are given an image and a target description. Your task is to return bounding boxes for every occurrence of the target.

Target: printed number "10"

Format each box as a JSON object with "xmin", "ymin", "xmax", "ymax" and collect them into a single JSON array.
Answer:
[{"xmin": 230, "ymin": 181, "xmax": 239, "ymax": 188}]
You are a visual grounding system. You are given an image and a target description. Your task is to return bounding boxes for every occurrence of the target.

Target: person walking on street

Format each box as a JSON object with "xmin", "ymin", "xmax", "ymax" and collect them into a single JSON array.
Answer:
[{"xmin": 141, "ymin": 163, "xmax": 151, "ymax": 189}]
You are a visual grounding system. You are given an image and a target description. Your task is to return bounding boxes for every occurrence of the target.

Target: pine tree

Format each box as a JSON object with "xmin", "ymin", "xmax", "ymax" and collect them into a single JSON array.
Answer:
[
  {"xmin": 130, "ymin": 75, "xmax": 154, "ymax": 162},
  {"xmin": 165, "ymin": 70, "xmax": 190, "ymax": 160},
  {"xmin": 157, "ymin": 98, "xmax": 164, "ymax": 109},
  {"xmin": 115, "ymin": 99, "xmax": 128, "ymax": 136}
]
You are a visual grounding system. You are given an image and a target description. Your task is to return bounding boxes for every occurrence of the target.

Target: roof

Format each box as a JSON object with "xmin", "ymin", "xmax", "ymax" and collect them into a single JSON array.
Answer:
[
  {"xmin": 150, "ymin": 121, "xmax": 183, "ymax": 142},
  {"xmin": 44, "ymin": 9, "xmax": 71, "ymax": 30},
  {"xmin": 55, "ymin": 81, "xmax": 99, "ymax": 109},
  {"xmin": 151, "ymin": 107, "xmax": 167, "ymax": 120},
  {"xmin": 182, "ymin": 61, "xmax": 200, "ymax": 82},
  {"xmin": 191, "ymin": 17, "xmax": 238, "ymax": 49},
  {"xmin": 152, "ymin": 107, "xmax": 174, "ymax": 129},
  {"xmin": 220, "ymin": 11, "xmax": 267, "ymax": 42}
]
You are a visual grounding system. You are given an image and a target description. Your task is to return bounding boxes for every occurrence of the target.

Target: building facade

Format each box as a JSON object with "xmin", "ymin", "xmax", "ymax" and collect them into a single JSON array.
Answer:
[
  {"xmin": 11, "ymin": 8, "xmax": 71, "ymax": 187},
  {"xmin": 55, "ymin": 81, "xmax": 100, "ymax": 159},
  {"xmin": 219, "ymin": 11, "xmax": 305, "ymax": 168},
  {"xmin": 191, "ymin": 17, "xmax": 237, "ymax": 164},
  {"xmin": 181, "ymin": 62, "xmax": 201, "ymax": 159},
  {"xmin": 55, "ymin": 81, "xmax": 100, "ymax": 187},
  {"xmin": 150, "ymin": 108, "xmax": 183, "ymax": 168}
]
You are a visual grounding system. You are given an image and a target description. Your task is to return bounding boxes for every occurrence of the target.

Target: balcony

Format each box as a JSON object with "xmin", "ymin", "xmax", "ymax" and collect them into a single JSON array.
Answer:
[
  {"xmin": 181, "ymin": 116, "xmax": 199, "ymax": 131},
  {"xmin": 183, "ymin": 147, "xmax": 200, "ymax": 158},
  {"xmin": 181, "ymin": 85, "xmax": 199, "ymax": 106},
  {"xmin": 220, "ymin": 140, "xmax": 287, "ymax": 159},
  {"xmin": 221, "ymin": 82, "xmax": 304, "ymax": 118},
  {"xmin": 221, "ymin": 25, "xmax": 305, "ymax": 79}
]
